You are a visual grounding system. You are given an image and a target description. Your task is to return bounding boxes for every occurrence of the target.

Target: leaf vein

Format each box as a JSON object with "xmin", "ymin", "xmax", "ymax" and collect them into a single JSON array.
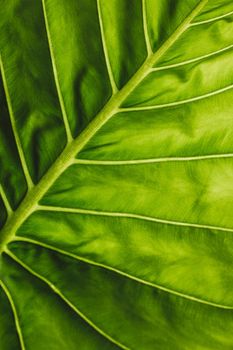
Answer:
[
  {"xmin": 190, "ymin": 9, "xmax": 233, "ymax": 26},
  {"xmin": 142, "ymin": 0, "xmax": 153, "ymax": 55},
  {"xmin": 11, "ymin": 237, "xmax": 233, "ymax": 310},
  {"xmin": 96, "ymin": 0, "xmax": 118, "ymax": 94},
  {"xmin": 41, "ymin": 0, "xmax": 73, "ymax": 142},
  {"xmin": 0, "ymin": 184, "xmax": 13, "ymax": 216},
  {"xmin": 151, "ymin": 43, "xmax": 233, "ymax": 71},
  {"xmin": 0, "ymin": 55, "xmax": 33, "ymax": 190},
  {"xmin": 74, "ymin": 153, "xmax": 233, "ymax": 165},
  {"xmin": 0, "ymin": 279, "xmax": 26, "ymax": 350},
  {"xmin": 6, "ymin": 249, "xmax": 130, "ymax": 350},
  {"xmin": 120, "ymin": 83, "xmax": 233, "ymax": 111},
  {"xmin": 36, "ymin": 205, "xmax": 233, "ymax": 233}
]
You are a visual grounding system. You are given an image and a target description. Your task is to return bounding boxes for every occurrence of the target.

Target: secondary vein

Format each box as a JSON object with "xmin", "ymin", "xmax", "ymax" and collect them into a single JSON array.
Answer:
[
  {"xmin": 0, "ymin": 184, "xmax": 13, "ymax": 216},
  {"xmin": 36, "ymin": 205, "xmax": 233, "ymax": 233},
  {"xmin": 6, "ymin": 250, "xmax": 130, "ymax": 350},
  {"xmin": 0, "ymin": 56, "xmax": 34, "ymax": 190},
  {"xmin": 42, "ymin": 0, "xmax": 73, "ymax": 143},
  {"xmin": 10, "ymin": 237, "xmax": 233, "ymax": 310},
  {"xmin": 96, "ymin": 0, "xmax": 118, "ymax": 94},
  {"xmin": 73, "ymin": 153, "xmax": 233, "ymax": 165},
  {"xmin": 0, "ymin": 279, "xmax": 26, "ymax": 350}
]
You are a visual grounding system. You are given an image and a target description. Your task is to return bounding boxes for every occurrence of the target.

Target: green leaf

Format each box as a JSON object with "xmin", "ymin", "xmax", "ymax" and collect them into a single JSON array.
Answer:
[{"xmin": 1, "ymin": 0, "xmax": 233, "ymax": 348}]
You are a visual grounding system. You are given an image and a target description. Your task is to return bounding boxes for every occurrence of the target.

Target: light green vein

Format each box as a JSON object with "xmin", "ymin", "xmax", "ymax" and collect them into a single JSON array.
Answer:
[
  {"xmin": 0, "ymin": 55, "xmax": 33, "ymax": 190},
  {"xmin": 36, "ymin": 205, "xmax": 233, "ymax": 233},
  {"xmin": 120, "ymin": 83, "xmax": 233, "ymax": 111},
  {"xmin": 0, "ymin": 184, "xmax": 12, "ymax": 216},
  {"xmin": 142, "ymin": 0, "xmax": 153, "ymax": 55},
  {"xmin": 151, "ymin": 43, "xmax": 233, "ymax": 71},
  {"xmin": 10, "ymin": 237, "xmax": 233, "ymax": 310},
  {"xmin": 0, "ymin": 0, "xmax": 208, "ymax": 253},
  {"xmin": 191, "ymin": 9, "xmax": 233, "ymax": 26},
  {"xmin": 96, "ymin": 0, "xmax": 118, "ymax": 94},
  {"xmin": 0, "ymin": 279, "xmax": 26, "ymax": 350},
  {"xmin": 6, "ymin": 249, "xmax": 130, "ymax": 350},
  {"xmin": 74, "ymin": 153, "xmax": 233, "ymax": 165},
  {"xmin": 41, "ymin": 0, "xmax": 73, "ymax": 142}
]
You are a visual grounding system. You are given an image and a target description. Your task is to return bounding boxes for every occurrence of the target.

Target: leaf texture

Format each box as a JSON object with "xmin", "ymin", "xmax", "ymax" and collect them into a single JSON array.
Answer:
[{"xmin": 0, "ymin": 0, "xmax": 233, "ymax": 349}]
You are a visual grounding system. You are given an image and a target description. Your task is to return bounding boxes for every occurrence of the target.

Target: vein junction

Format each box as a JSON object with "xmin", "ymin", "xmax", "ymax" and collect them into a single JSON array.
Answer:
[{"xmin": 0, "ymin": 0, "xmax": 208, "ymax": 253}]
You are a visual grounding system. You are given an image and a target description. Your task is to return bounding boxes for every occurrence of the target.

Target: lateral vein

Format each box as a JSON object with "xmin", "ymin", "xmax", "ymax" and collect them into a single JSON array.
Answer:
[
  {"xmin": 0, "ymin": 184, "xmax": 13, "ymax": 216},
  {"xmin": 190, "ymin": 9, "xmax": 233, "ymax": 26},
  {"xmin": 41, "ymin": 0, "xmax": 73, "ymax": 142},
  {"xmin": 151, "ymin": 43, "xmax": 233, "ymax": 71},
  {"xmin": 96, "ymin": 0, "xmax": 118, "ymax": 94},
  {"xmin": 120, "ymin": 83, "xmax": 233, "ymax": 111},
  {"xmin": 142, "ymin": 0, "xmax": 153, "ymax": 55},
  {"xmin": 73, "ymin": 153, "xmax": 233, "ymax": 165},
  {"xmin": 11, "ymin": 237, "xmax": 233, "ymax": 310},
  {"xmin": 36, "ymin": 205, "xmax": 233, "ymax": 233},
  {"xmin": 0, "ymin": 279, "xmax": 26, "ymax": 350},
  {"xmin": 0, "ymin": 55, "xmax": 34, "ymax": 190},
  {"xmin": 6, "ymin": 250, "xmax": 130, "ymax": 350}
]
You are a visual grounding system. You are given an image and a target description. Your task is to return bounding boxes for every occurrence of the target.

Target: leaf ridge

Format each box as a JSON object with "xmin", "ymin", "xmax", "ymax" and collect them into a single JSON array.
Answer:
[
  {"xmin": 0, "ymin": 279, "xmax": 26, "ymax": 350},
  {"xmin": 6, "ymin": 249, "xmax": 130, "ymax": 350},
  {"xmin": 11, "ymin": 237, "xmax": 233, "ymax": 310}
]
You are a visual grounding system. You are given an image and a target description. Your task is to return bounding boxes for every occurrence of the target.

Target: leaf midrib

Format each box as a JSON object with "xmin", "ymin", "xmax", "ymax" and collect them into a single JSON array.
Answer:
[{"xmin": 0, "ymin": 0, "xmax": 207, "ymax": 253}]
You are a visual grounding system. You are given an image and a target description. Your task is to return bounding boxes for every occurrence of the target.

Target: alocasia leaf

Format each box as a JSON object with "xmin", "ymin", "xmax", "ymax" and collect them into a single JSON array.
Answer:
[{"xmin": 1, "ymin": 0, "xmax": 233, "ymax": 348}]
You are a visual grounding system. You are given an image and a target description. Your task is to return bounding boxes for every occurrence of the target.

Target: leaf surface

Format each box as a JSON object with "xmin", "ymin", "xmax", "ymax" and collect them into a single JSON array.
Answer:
[{"xmin": 0, "ymin": 0, "xmax": 233, "ymax": 349}]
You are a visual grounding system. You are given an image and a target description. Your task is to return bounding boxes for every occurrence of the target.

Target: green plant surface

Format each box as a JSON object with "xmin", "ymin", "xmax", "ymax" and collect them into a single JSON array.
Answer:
[{"xmin": 0, "ymin": 0, "xmax": 233, "ymax": 349}]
